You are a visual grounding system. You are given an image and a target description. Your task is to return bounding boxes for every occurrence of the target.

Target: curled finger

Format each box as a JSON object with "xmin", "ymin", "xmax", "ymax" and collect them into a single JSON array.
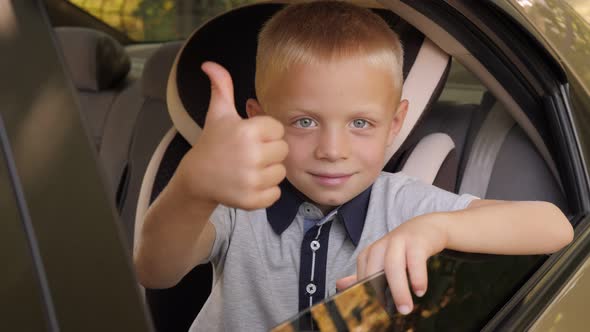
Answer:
[
  {"xmin": 384, "ymin": 241, "xmax": 413, "ymax": 315},
  {"xmin": 260, "ymin": 164, "xmax": 287, "ymax": 187},
  {"xmin": 406, "ymin": 246, "xmax": 428, "ymax": 297}
]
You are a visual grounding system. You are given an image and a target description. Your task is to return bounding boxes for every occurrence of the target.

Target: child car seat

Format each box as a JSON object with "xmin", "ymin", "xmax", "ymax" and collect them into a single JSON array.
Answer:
[{"xmin": 134, "ymin": 3, "xmax": 453, "ymax": 331}]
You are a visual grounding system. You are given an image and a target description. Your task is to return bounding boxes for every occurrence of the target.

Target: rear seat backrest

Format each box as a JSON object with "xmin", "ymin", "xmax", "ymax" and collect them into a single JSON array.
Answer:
[
  {"xmin": 133, "ymin": 4, "xmax": 453, "ymax": 332},
  {"xmin": 117, "ymin": 42, "xmax": 180, "ymax": 245},
  {"xmin": 99, "ymin": 82, "xmax": 143, "ymax": 196},
  {"xmin": 55, "ymin": 27, "xmax": 131, "ymax": 150},
  {"xmin": 98, "ymin": 42, "xmax": 180, "ymax": 246}
]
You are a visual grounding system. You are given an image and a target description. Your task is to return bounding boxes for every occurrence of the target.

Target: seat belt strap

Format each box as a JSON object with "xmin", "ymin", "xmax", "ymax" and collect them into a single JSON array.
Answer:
[{"xmin": 459, "ymin": 103, "xmax": 514, "ymax": 197}]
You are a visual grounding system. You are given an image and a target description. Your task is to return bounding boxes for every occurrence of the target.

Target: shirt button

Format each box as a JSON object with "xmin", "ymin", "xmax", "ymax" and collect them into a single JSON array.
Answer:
[
  {"xmin": 310, "ymin": 240, "xmax": 320, "ymax": 251},
  {"xmin": 306, "ymin": 283, "xmax": 317, "ymax": 295}
]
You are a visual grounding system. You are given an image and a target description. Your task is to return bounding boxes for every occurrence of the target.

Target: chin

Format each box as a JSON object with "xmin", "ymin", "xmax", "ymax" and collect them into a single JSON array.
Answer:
[
  {"xmin": 308, "ymin": 190, "xmax": 355, "ymax": 207},
  {"xmin": 314, "ymin": 197, "xmax": 347, "ymax": 207},
  {"xmin": 289, "ymin": 175, "xmax": 364, "ymax": 206}
]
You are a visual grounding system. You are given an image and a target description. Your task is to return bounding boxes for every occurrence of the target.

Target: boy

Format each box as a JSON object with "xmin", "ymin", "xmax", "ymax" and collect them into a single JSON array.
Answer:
[{"xmin": 134, "ymin": 1, "xmax": 573, "ymax": 331}]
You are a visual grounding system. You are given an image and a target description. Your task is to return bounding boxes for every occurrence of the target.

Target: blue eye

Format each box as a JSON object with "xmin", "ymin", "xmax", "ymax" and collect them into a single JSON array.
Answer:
[
  {"xmin": 294, "ymin": 118, "xmax": 317, "ymax": 128},
  {"xmin": 351, "ymin": 119, "xmax": 369, "ymax": 128}
]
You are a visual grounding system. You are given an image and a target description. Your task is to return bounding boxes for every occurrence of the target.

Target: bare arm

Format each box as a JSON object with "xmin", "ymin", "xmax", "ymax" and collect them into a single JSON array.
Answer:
[
  {"xmin": 444, "ymin": 199, "xmax": 573, "ymax": 254},
  {"xmin": 339, "ymin": 199, "xmax": 573, "ymax": 315},
  {"xmin": 133, "ymin": 62, "xmax": 287, "ymax": 289},
  {"xmin": 133, "ymin": 167, "xmax": 217, "ymax": 289}
]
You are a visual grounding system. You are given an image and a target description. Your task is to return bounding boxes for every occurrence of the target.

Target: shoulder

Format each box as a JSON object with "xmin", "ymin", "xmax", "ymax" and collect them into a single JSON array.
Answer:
[
  {"xmin": 368, "ymin": 172, "xmax": 423, "ymax": 210},
  {"xmin": 370, "ymin": 171, "xmax": 459, "ymax": 207},
  {"xmin": 364, "ymin": 172, "xmax": 428, "ymax": 233},
  {"xmin": 372, "ymin": 171, "xmax": 422, "ymax": 193},
  {"xmin": 374, "ymin": 171, "xmax": 417, "ymax": 183},
  {"xmin": 371, "ymin": 172, "xmax": 478, "ymax": 219},
  {"xmin": 209, "ymin": 205, "xmax": 266, "ymax": 235},
  {"xmin": 211, "ymin": 204, "xmax": 267, "ymax": 223}
]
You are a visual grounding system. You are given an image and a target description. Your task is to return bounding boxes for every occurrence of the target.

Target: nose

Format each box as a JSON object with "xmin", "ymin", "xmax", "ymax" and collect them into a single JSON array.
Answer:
[{"xmin": 314, "ymin": 127, "xmax": 350, "ymax": 161}]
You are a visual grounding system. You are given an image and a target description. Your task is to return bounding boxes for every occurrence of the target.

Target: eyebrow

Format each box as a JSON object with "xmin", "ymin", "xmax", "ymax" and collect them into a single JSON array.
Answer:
[
  {"xmin": 291, "ymin": 107, "xmax": 384, "ymax": 120},
  {"xmin": 291, "ymin": 107, "xmax": 322, "ymax": 114},
  {"xmin": 292, "ymin": 106, "xmax": 382, "ymax": 114}
]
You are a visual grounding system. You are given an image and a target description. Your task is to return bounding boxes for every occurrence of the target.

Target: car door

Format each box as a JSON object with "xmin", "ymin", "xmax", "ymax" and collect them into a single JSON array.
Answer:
[{"xmin": 0, "ymin": 0, "xmax": 152, "ymax": 331}]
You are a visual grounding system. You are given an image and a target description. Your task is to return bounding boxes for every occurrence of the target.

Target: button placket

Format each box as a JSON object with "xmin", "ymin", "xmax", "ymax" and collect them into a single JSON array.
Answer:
[{"xmin": 298, "ymin": 220, "xmax": 333, "ymax": 312}]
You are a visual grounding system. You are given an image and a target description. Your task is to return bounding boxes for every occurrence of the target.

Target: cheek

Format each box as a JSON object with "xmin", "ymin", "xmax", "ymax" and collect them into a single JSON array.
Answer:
[
  {"xmin": 352, "ymin": 137, "xmax": 387, "ymax": 169},
  {"xmin": 283, "ymin": 135, "xmax": 310, "ymax": 168}
]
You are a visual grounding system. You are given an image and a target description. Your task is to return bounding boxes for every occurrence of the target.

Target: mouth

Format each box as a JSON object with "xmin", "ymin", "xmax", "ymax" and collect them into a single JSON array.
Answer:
[{"xmin": 308, "ymin": 172, "xmax": 354, "ymax": 186}]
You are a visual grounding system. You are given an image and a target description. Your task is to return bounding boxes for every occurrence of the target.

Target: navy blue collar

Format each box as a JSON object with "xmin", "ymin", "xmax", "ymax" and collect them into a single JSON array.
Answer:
[{"xmin": 266, "ymin": 180, "xmax": 372, "ymax": 246}]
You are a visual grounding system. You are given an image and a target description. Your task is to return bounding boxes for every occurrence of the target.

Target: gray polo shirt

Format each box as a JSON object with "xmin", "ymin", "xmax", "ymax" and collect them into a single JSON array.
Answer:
[{"xmin": 189, "ymin": 172, "xmax": 477, "ymax": 331}]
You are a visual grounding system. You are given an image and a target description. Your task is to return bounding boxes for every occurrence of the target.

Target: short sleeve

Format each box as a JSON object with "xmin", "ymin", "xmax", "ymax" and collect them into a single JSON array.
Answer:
[
  {"xmin": 395, "ymin": 175, "xmax": 479, "ymax": 222},
  {"xmin": 207, "ymin": 204, "xmax": 236, "ymax": 268}
]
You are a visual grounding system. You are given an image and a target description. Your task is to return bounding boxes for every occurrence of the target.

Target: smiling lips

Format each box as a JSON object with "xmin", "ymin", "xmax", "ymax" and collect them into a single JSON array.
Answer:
[{"xmin": 309, "ymin": 172, "xmax": 353, "ymax": 186}]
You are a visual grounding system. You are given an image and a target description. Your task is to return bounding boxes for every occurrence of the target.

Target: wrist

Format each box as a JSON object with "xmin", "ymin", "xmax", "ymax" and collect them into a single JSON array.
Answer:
[
  {"xmin": 173, "ymin": 153, "xmax": 218, "ymax": 209},
  {"xmin": 423, "ymin": 212, "xmax": 453, "ymax": 250}
]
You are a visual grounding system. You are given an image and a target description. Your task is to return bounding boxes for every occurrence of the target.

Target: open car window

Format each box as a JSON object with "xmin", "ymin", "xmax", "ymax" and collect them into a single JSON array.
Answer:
[
  {"xmin": 439, "ymin": 59, "xmax": 487, "ymax": 105},
  {"xmin": 66, "ymin": 0, "xmax": 263, "ymax": 42}
]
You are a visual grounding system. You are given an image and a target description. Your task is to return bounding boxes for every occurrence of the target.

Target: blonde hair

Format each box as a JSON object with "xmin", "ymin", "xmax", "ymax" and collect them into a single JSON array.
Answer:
[{"xmin": 255, "ymin": 0, "xmax": 404, "ymax": 107}]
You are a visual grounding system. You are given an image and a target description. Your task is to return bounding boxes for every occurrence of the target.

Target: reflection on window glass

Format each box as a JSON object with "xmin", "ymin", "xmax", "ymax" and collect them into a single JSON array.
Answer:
[{"xmin": 67, "ymin": 0, "xmax": 261, "ymax": 41}]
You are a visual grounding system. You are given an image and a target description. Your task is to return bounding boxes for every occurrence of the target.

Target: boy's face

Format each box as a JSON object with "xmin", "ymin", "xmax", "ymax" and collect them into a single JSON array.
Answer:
[{"xmin": 248, "ymin": 58, "xmax": 408, "ymax": 211}]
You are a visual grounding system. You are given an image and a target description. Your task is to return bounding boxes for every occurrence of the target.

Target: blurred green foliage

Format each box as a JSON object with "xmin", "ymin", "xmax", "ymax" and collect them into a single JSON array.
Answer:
[{"xmin": 69, "ymin": 0, "xmax": 260, "ymax": 41}]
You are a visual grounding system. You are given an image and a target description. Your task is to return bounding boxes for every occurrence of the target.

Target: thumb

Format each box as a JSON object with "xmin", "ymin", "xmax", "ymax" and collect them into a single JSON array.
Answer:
[
  {"xmin": 201, "ymin": 61, "xmax": 239, "ymax": 122},
  {"xmin": 336, "ymin": 275, "xmax": 357, "ymax": 292}
]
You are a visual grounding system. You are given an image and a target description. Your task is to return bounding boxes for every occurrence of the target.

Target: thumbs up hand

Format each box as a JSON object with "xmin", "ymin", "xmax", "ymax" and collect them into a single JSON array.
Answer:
[{"xmin": 177, "ymin": 61, "xmax": 288, "ymax": 210}]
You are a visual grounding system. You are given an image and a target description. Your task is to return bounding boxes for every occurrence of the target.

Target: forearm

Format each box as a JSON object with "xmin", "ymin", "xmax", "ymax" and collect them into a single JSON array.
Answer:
[
  {"xmin": 440, "ymin": 200, "xmax": 573, "ymax": 255},
  {"xmin": 133, "ymin": 172, "xmax": 217, "ymax": 289}
]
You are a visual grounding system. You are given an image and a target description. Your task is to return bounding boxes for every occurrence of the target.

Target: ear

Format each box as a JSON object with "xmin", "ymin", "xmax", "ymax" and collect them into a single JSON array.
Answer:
[
  {"xmin": 246, "ymin": 98, "xmax": 264, "ymax": 118},
  {"xmin": 387, "ymin": 99, "xmax": 409, "ymax": 146}
]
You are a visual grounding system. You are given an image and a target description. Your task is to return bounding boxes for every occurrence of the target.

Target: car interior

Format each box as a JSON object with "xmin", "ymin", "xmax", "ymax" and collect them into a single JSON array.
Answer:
[{"xmin": 47, "ymin": 0, "xmax": 570, "ymax": 331}]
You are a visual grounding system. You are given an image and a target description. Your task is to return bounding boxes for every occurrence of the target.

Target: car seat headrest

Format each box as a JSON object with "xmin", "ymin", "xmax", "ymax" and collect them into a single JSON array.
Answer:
[
  {"xmin": 167, "ymin": 3, "xmax": 450, "ymax": 162},
  {"xmin": 55, "ymin": 27, "xmax": 130, "ymax": 92},
  {"xmin": 141, "ymin": 42, "xmax": 183, "ymax": 101}
]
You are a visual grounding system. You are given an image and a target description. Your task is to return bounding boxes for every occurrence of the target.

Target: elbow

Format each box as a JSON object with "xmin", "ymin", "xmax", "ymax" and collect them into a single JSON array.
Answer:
[
  {"xmin": 133, "ymin": 251, "xmax": 180, "ymax": 290},
  {"xmin": 558, "ymin": 218, "xmax": 574, "ymax": 250},
  {"xmin": 133, "ymin": 253, "xmax": 160, "ymax": 289},
  {"xmin": 544, "ymin": 202, "xmax": 574, "ymax": 253}
]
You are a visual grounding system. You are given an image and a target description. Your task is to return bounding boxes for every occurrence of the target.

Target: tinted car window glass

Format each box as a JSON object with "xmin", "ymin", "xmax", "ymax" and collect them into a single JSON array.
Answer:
[{"xmin": 394, "ymin": 253, "xmax": 545, "ymax": 331}]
